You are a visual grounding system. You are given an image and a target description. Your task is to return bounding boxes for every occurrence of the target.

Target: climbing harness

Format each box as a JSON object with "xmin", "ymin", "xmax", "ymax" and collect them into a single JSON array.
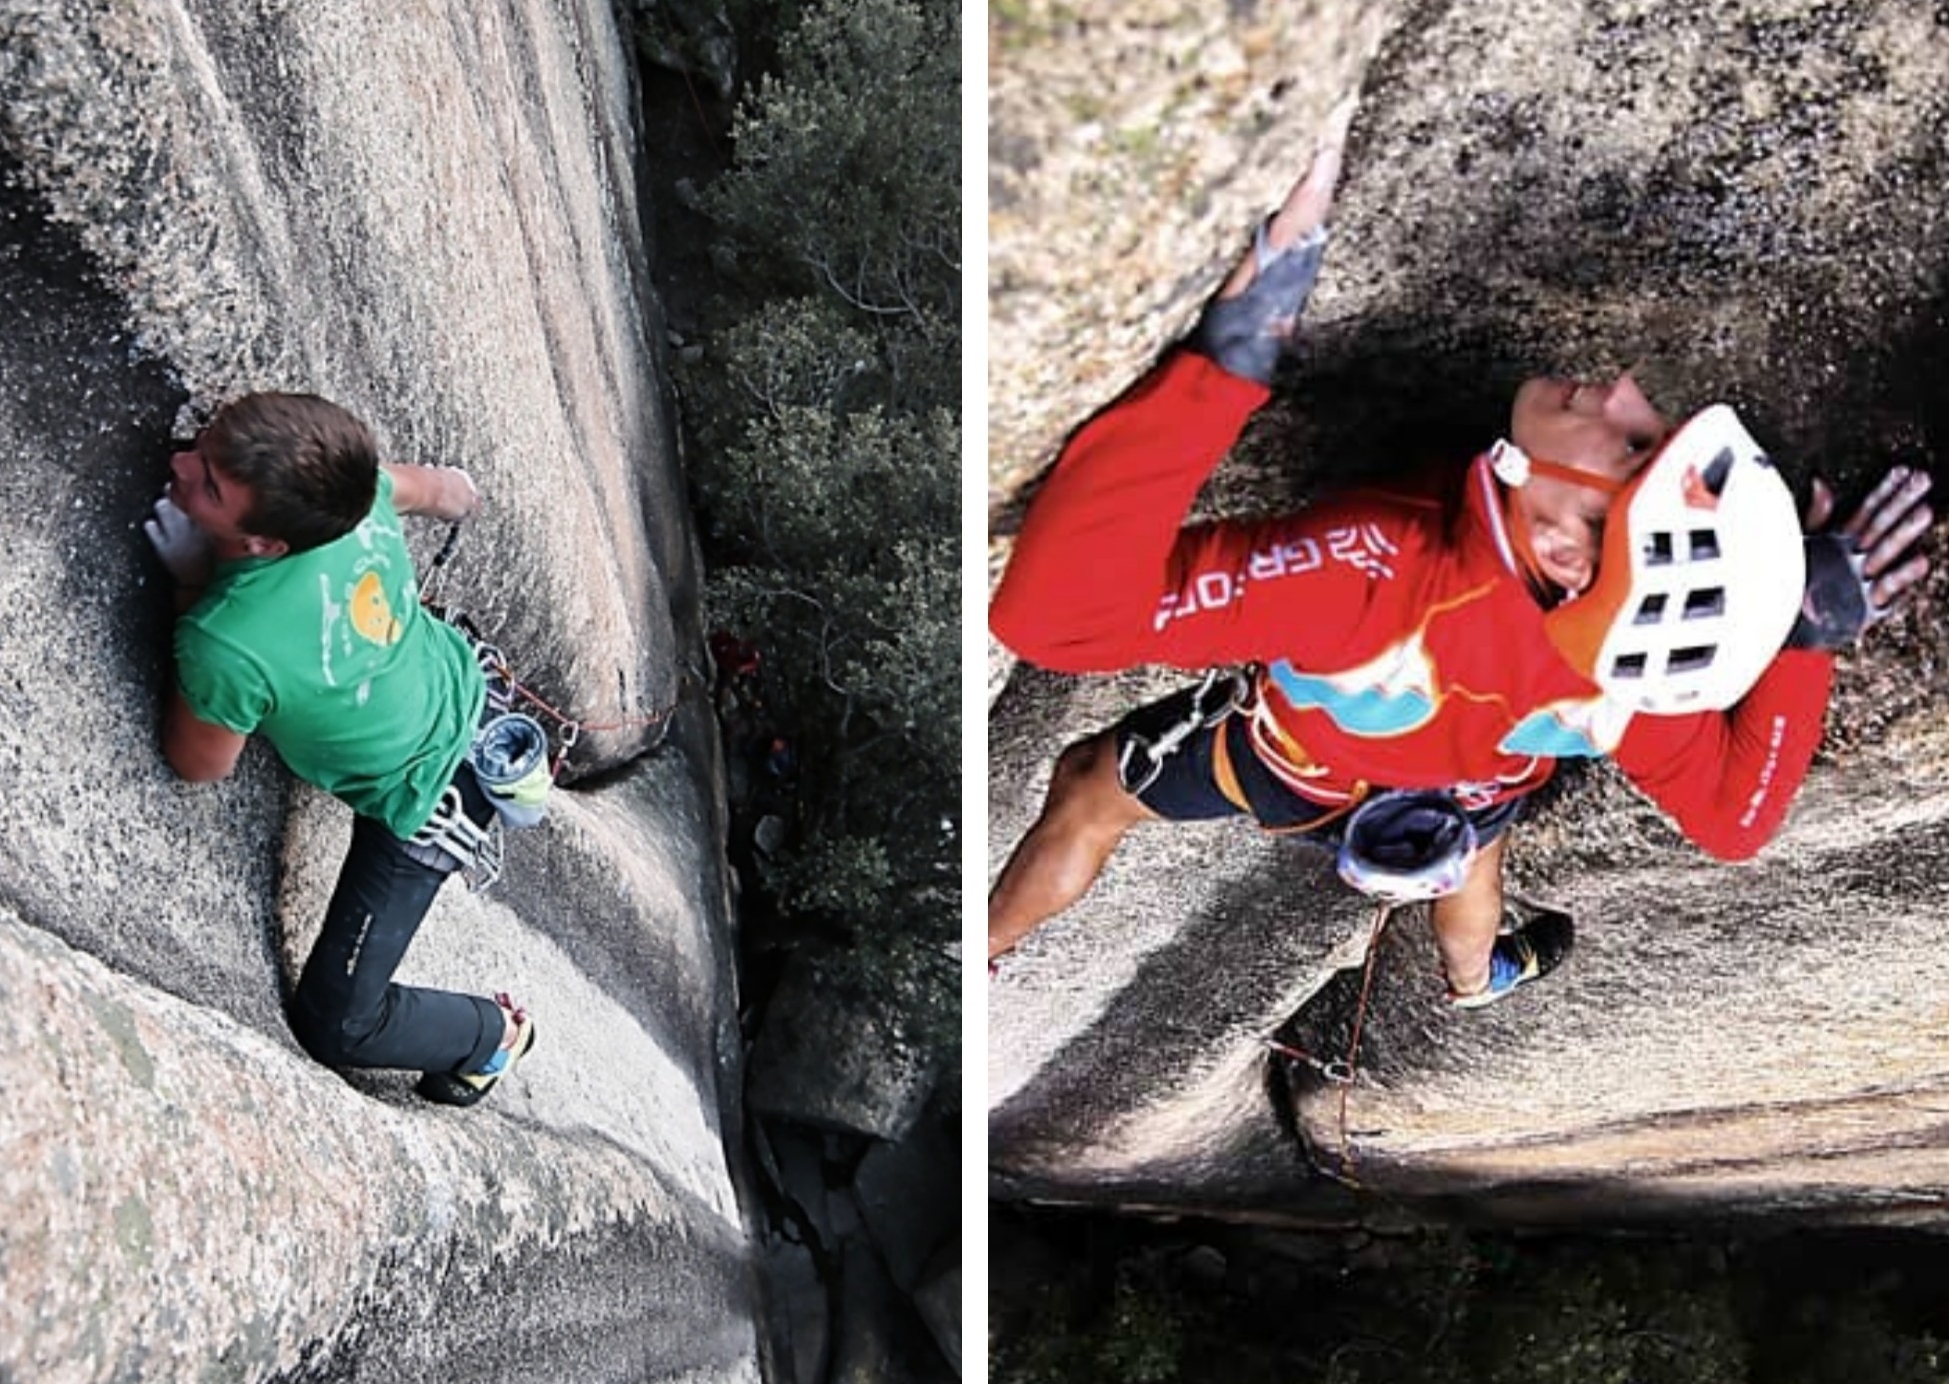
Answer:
[{"xmin": 1116, "ymin": 667, "xmax": 1250, "ymax": 796}]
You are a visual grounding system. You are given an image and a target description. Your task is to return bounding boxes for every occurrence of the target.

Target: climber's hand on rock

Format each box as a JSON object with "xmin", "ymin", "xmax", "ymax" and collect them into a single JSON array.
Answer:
[
  {"xmin": 1789, "ymin": 468, "xmax": 1934, "ymax": 649},
  {"xmin": 1190, "ymin": 97, "xmax": 1356, "ymax": 385},
  {"xmin": 434, "ymin": 466, "xmax": 481, "ymax": 522},
  {"xmin": 144, "ymin": 493, "xmax": 214, "ymax": 588}
]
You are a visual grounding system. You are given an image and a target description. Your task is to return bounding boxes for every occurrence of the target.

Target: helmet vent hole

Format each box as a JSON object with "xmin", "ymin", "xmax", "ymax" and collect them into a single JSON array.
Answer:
[
  {"xmin": 1633, "ymin": 594, "xmax": 1668, "ymax": 625},
  {"xmin": 1668, "ymin": 644, "xmax": 1716, "ymax": 673},
  {"xmin": 1682, "ymin": 587, "xmax": 1726, "ymax": 619},
  {"xmin": 1701, "ymin": 447, "xmax": 1735, "ymax": 495},
  {"xmin": 1688, "ymin": 529, "xmax": 1721, "ymax": 560},
  {"xmin": 1644, "ymin": 532, "xmax": 1675, "ymax": 566},
  {"xmin": 1612, "ymin": 652, "xmax": 1649, "ymax": 679}
]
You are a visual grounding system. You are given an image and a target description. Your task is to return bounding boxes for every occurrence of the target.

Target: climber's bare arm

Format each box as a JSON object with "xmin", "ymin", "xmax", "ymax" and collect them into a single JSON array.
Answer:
[
  {"xmin": 162, "ymin": 686, "xmax": 246, "ymax": 783},
  {"xmin": 384, "ymin": 463, "xmax": 481, "ymax": 521}
]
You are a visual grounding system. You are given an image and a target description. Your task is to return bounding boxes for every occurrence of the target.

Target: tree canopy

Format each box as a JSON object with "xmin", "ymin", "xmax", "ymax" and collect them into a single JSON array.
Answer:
[{"xmin": 683, "ymin": 0, "xmax": 960, "ymax": 1056}]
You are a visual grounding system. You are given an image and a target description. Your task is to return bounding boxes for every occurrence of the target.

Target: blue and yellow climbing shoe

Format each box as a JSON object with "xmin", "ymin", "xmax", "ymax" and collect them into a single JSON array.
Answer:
[
  {"xmin": 1448, "ymin": 908, "xmax": 1574, "ymax": 1009},
  {"xmin": 417, "ymin": 994, "xmax": 536, "ymax": 1107}
]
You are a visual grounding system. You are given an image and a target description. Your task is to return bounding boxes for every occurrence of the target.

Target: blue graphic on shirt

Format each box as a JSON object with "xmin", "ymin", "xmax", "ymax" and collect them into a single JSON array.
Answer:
[
  {"xmin": 1267, "ymin": 660, "xmax": 1435, "ymax": 736},
  {"xmin": 1500, "ymin": 706, "xmax": 1617, "ymax": 760}
]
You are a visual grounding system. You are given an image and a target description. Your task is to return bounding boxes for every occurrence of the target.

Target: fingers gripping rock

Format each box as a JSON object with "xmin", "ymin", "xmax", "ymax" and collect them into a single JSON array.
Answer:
[{"xmin": 1190, "ymin": 224, "xmax": 1328, "ymax": 386}]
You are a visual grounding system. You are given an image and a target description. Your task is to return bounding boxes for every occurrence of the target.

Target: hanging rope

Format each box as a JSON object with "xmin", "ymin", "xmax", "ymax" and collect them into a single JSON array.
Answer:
[
  {"xmin": 421, "ymin": 521, "xmax": 683, "ymax": 774},
  {"xmin": 1267, "ymin": 899, "xmax": 1396, "ymax": 1188}
]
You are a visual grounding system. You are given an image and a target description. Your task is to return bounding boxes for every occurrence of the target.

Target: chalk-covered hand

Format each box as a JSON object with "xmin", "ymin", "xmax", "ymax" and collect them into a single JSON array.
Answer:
[
  {"xmin": 1787, "ymin": 466, "xmax": 1934, "ymax": 650},
  {"xmin": 433, "ymin": 466, "xmax": 481, "ymax": 522},
  {"xmin": 1190, "ymin": 98, "xmax": 1353, "ymax": 385},
  {"xmin": 144, "ymin": 493, "xmax": 213, "ymax": 588}
]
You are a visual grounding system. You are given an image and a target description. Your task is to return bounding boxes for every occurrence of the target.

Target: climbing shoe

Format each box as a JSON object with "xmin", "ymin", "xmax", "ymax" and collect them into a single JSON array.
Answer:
[
  {"xmin": 416, "ymin": 994, "xmax": 536, "ymax": 1107},
  {"xmin": 1448, "ymin": 908, "xmax": 1574, "ymax": 1009}
]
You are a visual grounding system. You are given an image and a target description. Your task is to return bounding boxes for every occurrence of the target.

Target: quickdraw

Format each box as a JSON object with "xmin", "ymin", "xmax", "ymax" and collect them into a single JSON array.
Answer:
[
  {"xmin": 1116, "ymin": 666, "xmax": 1250, "ymax": 796},
  {"xmin": 1267, "ymin": 900, "xmax": 1395, "ymax": 1187},
  {"xmin": 1261, "ymin": 1036, "xmax": 1353, "ymax": 1087},
  {"xmin": 406, "ymin": 782, "xmax": 506, "ymax": 892}
]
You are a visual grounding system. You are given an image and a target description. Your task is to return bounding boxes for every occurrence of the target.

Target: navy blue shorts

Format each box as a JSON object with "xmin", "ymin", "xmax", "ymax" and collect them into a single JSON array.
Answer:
[{"xmin": 1111, "ymin": 684, "xmax": 1527, "ymax": 847}]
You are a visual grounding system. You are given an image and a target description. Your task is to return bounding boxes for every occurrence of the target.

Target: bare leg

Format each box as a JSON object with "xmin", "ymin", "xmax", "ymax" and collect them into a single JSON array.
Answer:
[
  {"xmin": 1428, "ymin": 832, "xmax": 1509, "ymax": 997},
  {"xmin": 989, "ymin": 732, "xmax": 1156, "ymax": 962}
]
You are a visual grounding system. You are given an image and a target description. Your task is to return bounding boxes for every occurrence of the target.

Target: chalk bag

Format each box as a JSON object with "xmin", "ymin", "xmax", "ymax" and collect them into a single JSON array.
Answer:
[
  {"xmin": 470, "ymin": 712, "xmax": 553, "ymax": 828},
  {"xmin": 1335, "ymin": 790, "xmax": 1478, "ymax": 904}
]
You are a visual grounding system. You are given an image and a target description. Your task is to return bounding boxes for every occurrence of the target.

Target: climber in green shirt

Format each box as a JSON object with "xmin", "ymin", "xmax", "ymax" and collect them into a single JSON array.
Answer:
[{"xmin": 145, "ymin": 392, "xmax": 535, "ymax": 1106}]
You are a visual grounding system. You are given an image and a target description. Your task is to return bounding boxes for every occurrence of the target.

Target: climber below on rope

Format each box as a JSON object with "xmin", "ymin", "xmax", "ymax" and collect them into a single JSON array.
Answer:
[
  {"xmin": 987, "ymin": 106, "xmax": 1936, "ymax": 1007},
  {"xmin": 146, "ymin": 393, "xmax": 539, "ymax": 1105}
]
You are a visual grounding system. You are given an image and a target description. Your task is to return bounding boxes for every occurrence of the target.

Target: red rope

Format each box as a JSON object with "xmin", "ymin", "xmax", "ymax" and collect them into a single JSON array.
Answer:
[
  {"xmin": 1329, "ymin": 902, "xmax": 1395, "ymax": 1185},
  {"xmin": 484, "ymin": 657, "xmax": 679, "ymax": 775},
  {"xmin": 679, "ymin": 66, "xmax": 722, "ymax": 158}
]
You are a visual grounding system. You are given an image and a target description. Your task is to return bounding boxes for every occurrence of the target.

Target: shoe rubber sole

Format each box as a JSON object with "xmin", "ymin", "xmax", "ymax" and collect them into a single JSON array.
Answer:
[{"xmin": 417, "ymin": 1012, "xmax": 536, "ymax": 1108}]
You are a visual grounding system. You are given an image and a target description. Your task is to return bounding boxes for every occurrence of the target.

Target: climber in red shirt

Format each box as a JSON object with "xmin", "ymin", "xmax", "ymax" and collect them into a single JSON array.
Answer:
[{"xmin": 988, "ymin": 114, "xmax": 1935, "ymax": 1005}]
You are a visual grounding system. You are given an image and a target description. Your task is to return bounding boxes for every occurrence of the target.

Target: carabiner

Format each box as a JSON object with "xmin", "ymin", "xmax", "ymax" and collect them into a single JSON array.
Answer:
[{"xmin": 1262, "ymin": 1036, "xmax": 1354, "ymax": 1087}]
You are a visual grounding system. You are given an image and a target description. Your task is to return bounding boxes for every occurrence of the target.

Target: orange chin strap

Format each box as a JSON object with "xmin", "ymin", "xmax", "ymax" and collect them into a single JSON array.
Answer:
[
  {"xmin": 1490, "ymin": 439, "xmax": 1629, "ymax": 595},
  {"xmin": 1522, "ymin": 455, "xmax": 1627, "ymax": 495}
]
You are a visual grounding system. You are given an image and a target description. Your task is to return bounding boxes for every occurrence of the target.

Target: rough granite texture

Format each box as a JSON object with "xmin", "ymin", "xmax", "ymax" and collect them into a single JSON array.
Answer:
[
  {"xmin": 0, "ymin": 0, "xmax": 685, "ymax": 775},
  {"xmin": 988, "ymin": 0, "xmax": 1949, "ymax": 1230},
  {"xmin": 0, "ymin": 1, "xmax": 760, "ymax": 1380}
]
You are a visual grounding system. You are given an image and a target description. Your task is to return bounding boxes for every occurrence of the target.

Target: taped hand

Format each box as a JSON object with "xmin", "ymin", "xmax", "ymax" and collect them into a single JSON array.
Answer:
[
  {"xmin": 1189, "ymin": 98, "xmax": 1353, "ymax": 384},
  {"xmin": 1787, "ymin": 466, "xmax": 1935, "ymax": 650},
  {"xmin": 144, "ymin": 493, "xmax": 213, "ymax": 588}
]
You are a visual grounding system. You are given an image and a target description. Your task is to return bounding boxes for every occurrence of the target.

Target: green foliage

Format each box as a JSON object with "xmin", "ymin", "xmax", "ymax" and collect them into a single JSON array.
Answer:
[
  {"xmin": 1100, "ymin": 1273, "xmax": 1188, "ymax": 1383},
  {"xmin": 992, "ymin": 1223, "xmax": 1949, "ymax": 1384},
  {"xmin": 1465, "ymin": 1248, "xmax": 1746, "ymax": 1384},
  {"xmin": 994, "ymin": 1270, "xmax": 1189, "ymax": 1384},
  {"xmin": 682, "ymin": 0, "xmax": 959, "ymax": 1078},
  {"xmin": 1755, "ymin": 1283, "xmax": 1949, "ymax": 1384},
  {"xmin": 702, "ymin": 0, "xmax": 958, "ymax": 413}
]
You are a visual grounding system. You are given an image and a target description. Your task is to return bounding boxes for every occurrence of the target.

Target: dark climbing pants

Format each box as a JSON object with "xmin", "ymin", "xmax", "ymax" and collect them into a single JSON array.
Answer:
[{"xmin": 289, "ymin": 764, "xmax": 504, "ymax": 1077}]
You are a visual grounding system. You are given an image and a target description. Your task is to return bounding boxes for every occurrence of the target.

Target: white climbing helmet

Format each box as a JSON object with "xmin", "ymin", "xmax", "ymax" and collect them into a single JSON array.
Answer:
[{"xmin": 1542, "ymin": 404, "xmax": 1805, "ymax": 714}]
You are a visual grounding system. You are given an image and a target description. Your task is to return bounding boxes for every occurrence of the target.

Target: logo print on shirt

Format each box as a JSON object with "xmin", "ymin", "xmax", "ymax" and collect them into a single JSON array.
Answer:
[
  {"xmin": 1267, "ymin": 631, "xmax": 1437, "ymax": 736},
  {"xmin": 350, "ymin": 570, "xmax": 402, "ymax": 646},
  {"xmin": 1153, "ymin": 525, "xmax": 1399, "ymax": 630}
]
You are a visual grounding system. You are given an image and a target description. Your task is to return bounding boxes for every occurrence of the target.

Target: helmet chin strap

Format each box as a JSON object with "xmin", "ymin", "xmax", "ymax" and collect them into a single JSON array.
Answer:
[
  {"xmin": 1489, "ymin": 438, "xmax": 1625, "ymax": 601},
  {"xmin": 1488, "ymin": 438, "xmax": 1627, "ymax": 495}
]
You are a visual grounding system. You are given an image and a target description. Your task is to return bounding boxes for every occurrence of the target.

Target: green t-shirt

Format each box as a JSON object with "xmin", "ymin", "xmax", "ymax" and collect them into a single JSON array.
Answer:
[{"xmin": 175, "ymin": 470, "xmax": 485, "ymax": 838}]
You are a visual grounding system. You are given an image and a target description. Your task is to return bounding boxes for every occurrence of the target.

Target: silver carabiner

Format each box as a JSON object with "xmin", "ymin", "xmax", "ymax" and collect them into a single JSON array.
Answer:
[
  {"xmin": 1117, "ymin": 668, "xmax": 1249, "ymax": 797},
  {"xmin": 1262, "ymin": 1036, "xmax": 1354, "ymax": 1087}
]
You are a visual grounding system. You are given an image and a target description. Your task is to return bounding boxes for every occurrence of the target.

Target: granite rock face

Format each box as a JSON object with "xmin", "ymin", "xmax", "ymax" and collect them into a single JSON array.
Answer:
[
  {"xmin": 0, "ymin": 2, "xmax": 759, "ymax": 1380},
  {"xmin": 989, "ymin": 0, "xmax": 1949, "ymax": 1230}
]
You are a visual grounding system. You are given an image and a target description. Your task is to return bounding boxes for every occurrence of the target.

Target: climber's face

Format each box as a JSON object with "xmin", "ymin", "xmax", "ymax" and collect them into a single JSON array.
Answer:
[
  {"xmin": 1506, "ymin": 373, "xmax": 1670, "ymax": 595},
  {"xmin": 167, "ymin": 437, "xmax": 273, "ymax": 559}
]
